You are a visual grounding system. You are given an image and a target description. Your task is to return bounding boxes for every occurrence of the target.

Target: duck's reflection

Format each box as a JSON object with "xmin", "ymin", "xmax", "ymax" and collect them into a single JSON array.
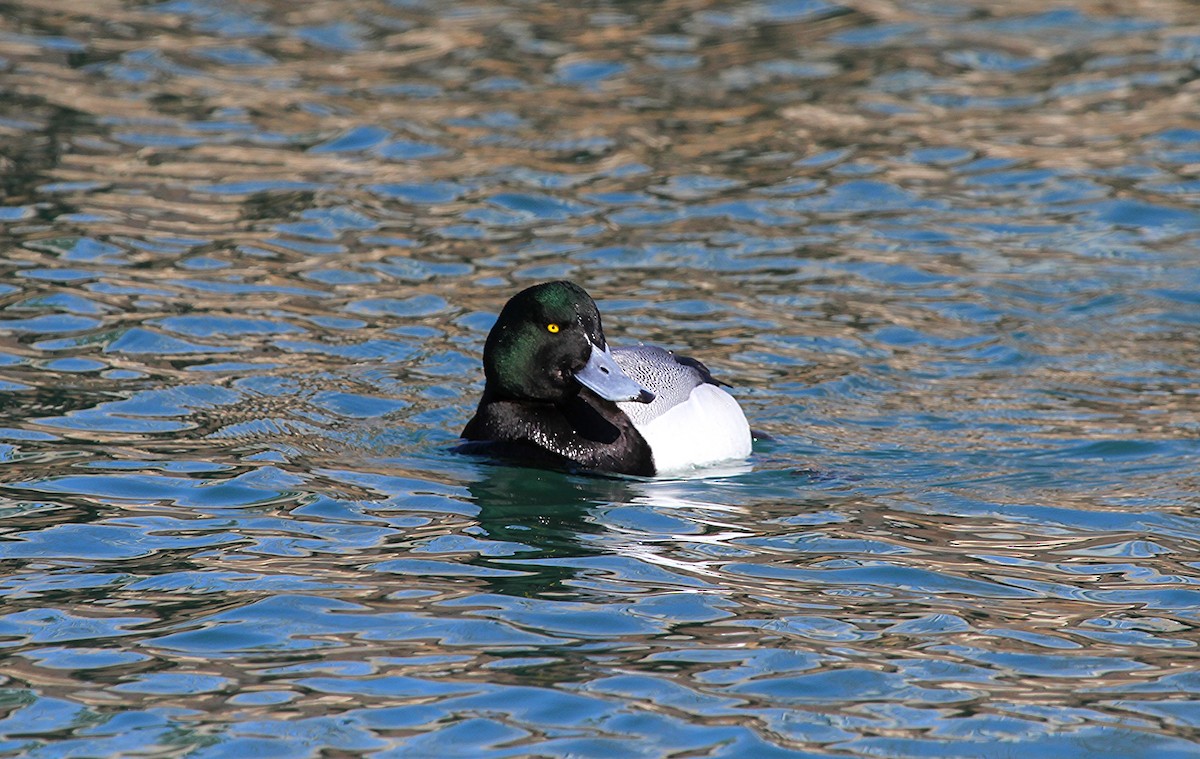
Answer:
[
  {"xmin": 464, "ymin": 461, "xmax": 755, "ymax": 598},
  {"xmin": 464, "ymin": 466, "xmax": 610, "ymax": 597}
]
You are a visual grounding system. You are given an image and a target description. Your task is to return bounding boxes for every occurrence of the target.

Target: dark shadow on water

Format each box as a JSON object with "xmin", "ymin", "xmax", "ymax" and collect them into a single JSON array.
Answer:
[
  {"xmin": 463, "ymin": 463, "xmax": 642, "ymax": 598},
  {"xmin": 458, "ymin": 452, "xmax": 842, "ymax": 600}
]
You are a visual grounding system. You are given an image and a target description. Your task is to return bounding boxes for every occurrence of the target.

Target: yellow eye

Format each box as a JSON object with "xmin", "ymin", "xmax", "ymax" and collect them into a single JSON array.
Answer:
[{"xmin": 546, "ymin": 323, "xmax": 560, "ymax": 333}]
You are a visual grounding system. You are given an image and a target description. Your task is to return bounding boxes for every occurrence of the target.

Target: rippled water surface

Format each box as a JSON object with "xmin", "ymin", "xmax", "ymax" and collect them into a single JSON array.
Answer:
[{"xmin": 2, "ymin": 0, "xmax": 1200, "ymax": 755}]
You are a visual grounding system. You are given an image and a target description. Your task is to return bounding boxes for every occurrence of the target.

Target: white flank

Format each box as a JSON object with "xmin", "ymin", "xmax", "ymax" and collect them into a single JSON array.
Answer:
[{"xmin": 621, "ymin": 384, "xmax": 752, "ymax": 473}]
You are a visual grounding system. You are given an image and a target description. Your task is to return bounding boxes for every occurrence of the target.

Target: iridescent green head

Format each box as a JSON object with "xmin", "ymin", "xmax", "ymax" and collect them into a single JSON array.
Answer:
[{"xmin": 480, "ymin": 281, "xmax": 652, "ymax": 404}]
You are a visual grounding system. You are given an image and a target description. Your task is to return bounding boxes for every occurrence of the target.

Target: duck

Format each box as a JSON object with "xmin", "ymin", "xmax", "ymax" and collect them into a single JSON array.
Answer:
[{"xmin": 460, "ymin": 280, "xmax": 752, "ymax": 476}]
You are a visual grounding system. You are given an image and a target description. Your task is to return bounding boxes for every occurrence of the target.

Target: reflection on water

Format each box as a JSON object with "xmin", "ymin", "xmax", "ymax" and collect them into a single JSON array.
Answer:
[{"xmin": 2, "ymin": 0, "xmax": 1200, "ymax": 755}]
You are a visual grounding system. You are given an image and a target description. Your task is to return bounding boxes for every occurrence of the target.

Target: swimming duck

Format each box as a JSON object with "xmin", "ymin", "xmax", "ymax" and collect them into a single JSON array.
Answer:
[{"xmin": 460, "ymin": 280, "xmax": 752, "ymax": 476}]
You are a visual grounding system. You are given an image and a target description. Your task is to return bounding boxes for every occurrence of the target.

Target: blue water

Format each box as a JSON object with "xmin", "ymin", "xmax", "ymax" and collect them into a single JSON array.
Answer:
[{"xmin": 1, "ymin": 0, "xmax": 1199, "ymax": 756}]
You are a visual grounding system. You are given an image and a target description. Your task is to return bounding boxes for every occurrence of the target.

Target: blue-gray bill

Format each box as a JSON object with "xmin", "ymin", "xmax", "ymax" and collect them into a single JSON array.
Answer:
[{"xmin": 576, "ymin": 342, "xmax": 655, "ymax": 403}]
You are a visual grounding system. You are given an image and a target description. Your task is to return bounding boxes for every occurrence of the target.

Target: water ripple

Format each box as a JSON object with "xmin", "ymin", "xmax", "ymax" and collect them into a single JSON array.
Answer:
[{"xmin": 1, "ymin": 0, "xmax": 1199, "ymax": 755}]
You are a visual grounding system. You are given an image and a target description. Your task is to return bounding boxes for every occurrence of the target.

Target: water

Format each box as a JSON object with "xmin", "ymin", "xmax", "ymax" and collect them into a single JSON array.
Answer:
[{"xmin": 1, "ymin": 0, "xmax": 1199, "ymax": 756}]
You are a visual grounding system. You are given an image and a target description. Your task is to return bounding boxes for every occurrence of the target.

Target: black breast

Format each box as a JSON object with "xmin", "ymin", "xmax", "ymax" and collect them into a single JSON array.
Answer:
[{"xmin": 461, "ymin": 391, "xmax": 654, "ymax": 476}]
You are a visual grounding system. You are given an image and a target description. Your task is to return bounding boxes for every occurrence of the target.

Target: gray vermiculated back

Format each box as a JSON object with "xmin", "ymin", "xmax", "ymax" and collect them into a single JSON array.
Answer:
[{"xmin": 612, "ymin": 346, "xmax": 703, "ymax": 425}]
